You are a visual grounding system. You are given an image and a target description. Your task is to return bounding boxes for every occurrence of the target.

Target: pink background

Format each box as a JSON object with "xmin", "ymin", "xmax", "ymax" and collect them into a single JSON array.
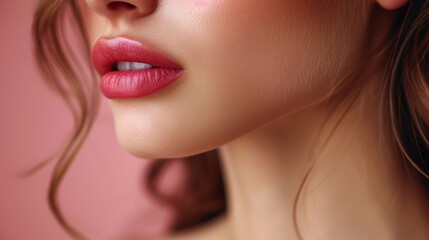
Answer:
[{"xmin": 0, "ymin": 1, "xmax": 173, "ymax": 239}]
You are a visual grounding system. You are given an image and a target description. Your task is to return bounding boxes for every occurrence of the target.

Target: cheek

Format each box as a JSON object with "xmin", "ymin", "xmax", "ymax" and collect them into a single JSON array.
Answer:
[
  {"xmin": 183, "ymin": 0, "xmax": 358, "ymax": 117},
  {"xmin": 186, "ymin": 0, "xmax": 210, "ymax": 9}
]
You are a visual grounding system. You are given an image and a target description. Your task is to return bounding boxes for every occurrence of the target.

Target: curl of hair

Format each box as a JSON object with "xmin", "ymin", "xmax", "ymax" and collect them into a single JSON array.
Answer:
[{"xmin": 33, "ymin": 0, "xmax": 99, "ymax": 239}]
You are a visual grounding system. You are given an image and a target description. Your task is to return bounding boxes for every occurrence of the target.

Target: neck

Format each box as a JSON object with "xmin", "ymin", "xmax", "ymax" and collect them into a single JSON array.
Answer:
[{"xmin": 219, "ymin": 89, "xmax": 429, "ymax": 240}]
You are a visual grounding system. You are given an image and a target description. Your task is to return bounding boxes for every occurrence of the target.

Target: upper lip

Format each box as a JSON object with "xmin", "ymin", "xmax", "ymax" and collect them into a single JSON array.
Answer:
[{"xmin": 91, "ymin": 37, "xmax": 183, "ymax": 75}]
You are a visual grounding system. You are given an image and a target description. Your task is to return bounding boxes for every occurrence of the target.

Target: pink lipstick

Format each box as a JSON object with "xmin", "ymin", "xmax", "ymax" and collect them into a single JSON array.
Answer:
[{"xmin": 92, "ymin": 37, "xmax": 184, "ymax": 99}]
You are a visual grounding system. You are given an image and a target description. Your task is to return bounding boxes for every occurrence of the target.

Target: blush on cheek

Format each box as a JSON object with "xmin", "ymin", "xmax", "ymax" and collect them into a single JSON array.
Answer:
[{"xmin": 187, "ymin": 0, "xmax": 209, "ymax": 9}]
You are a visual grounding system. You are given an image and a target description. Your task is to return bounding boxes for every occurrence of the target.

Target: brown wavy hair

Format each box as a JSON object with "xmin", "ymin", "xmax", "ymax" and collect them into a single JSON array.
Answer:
[{"xmin": 32, "ymin": 0, "xmax": 429, "ymax": 239}]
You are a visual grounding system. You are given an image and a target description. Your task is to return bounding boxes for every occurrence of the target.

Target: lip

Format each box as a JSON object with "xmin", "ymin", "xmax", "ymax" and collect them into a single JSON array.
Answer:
[{"xmin": 91, "ymin": 37, "xmax": 184, "ymax": 99}]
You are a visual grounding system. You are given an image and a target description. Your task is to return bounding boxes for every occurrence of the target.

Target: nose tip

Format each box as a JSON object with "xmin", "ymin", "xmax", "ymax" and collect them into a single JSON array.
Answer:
[{"xmin": 85, "ymin": 0, "xmax": 157, "ymax": 20}]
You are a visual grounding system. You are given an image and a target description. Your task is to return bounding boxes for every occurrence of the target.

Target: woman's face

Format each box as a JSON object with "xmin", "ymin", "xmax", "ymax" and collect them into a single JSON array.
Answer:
[{"xmin": 81, "ymin": 0, "xmax": 370, "ymax": 158}]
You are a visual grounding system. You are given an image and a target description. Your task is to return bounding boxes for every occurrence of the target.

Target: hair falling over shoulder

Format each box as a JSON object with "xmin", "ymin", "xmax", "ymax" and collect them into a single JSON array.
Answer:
[{"xmin": 32, "ymin": 0, "xmax": 428, "ymax": 239}]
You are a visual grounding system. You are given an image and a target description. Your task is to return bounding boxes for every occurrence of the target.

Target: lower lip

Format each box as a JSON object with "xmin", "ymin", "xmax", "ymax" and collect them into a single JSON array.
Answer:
[{"xmin": 100, "ymin": 68, "xmax": 183, "ymax": 99}]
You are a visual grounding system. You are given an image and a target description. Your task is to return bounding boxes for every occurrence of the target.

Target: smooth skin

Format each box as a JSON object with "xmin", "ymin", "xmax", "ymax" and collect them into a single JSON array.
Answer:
[{"xmin": 81, "ymin": 0, "xmax": 429, "ymax": 239}]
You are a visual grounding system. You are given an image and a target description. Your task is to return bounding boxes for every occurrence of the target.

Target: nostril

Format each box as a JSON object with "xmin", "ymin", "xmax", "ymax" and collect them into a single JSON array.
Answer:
[{"xmin": 107, "ymin": 2, "xmax": 137, "ymax": 11}]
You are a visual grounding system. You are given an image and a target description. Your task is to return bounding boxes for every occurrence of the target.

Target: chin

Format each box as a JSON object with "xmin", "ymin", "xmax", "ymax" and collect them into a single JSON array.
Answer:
[
  {"xmin": 117, "ymin": 137, "xmax": 213, "ymax": 160},
  {"xmin": 114, "ymin": 121, "xmax": 223, "ymax": 160}
]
